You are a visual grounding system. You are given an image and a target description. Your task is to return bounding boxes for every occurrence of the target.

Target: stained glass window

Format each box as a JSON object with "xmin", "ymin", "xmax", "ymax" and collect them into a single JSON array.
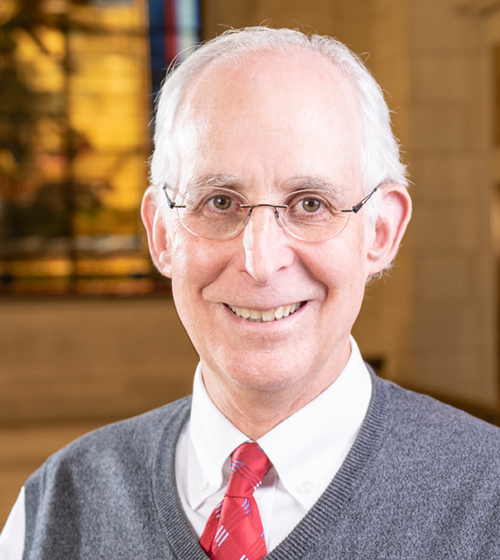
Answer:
[{"xmin": 0, "ymin": 0, "xmax": 200, "ymax": 296}]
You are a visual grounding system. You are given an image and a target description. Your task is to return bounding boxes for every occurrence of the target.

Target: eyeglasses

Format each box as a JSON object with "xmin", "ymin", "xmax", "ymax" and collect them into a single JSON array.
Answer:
[{"xmin": 162, "ymin": 184, "xmax": 378, "ymax": 242}]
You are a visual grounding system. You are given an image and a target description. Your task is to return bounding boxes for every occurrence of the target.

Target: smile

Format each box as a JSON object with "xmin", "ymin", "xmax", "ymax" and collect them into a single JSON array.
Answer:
[{"xmin": 227, "ymin": 302, "xmax": 302, "ymax": 322}]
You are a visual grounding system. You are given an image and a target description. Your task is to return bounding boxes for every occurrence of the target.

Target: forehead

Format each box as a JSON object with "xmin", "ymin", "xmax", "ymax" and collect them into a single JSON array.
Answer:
[{"xmin": 174, "ymin": 48, "xmax": 363, "ymax": 196}]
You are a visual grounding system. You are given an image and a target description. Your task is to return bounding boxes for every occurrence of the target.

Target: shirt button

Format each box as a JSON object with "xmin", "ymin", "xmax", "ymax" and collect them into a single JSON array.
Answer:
[
  {"xmin": 300, "ymin": 481, "xmax": 314, "ymax": 494},
  {"xmin": 195, "ymin": 481, "xmax": 208, "ymax": 492}
]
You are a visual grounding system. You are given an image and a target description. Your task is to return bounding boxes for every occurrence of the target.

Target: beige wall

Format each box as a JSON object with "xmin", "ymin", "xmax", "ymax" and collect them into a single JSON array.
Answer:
[{"xmin": 404, "ymin": 0, "xmax": 497, "ymax": 404}]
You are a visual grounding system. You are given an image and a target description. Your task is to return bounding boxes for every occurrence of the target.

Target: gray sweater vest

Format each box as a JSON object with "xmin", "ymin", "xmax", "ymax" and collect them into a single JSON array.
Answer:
[{"xmin": 23, "ymin": 374, "xmax": 500, "ymax": 559}]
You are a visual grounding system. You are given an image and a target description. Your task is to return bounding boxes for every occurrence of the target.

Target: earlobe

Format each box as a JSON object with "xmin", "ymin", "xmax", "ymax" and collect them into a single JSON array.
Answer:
[
  {"xmin": 141, "ymin": 187, "xmax": 172, "ymax": 278},
  {"xmin": 366, "ymin": 184, "xmax": 412, "ymax": 276}
]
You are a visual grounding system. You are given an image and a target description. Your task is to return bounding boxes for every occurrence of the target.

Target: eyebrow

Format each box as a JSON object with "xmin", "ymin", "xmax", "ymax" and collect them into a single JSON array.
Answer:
[{"xmin": 185, "ymin": 174, "xmax": 245, "ymax": 193}]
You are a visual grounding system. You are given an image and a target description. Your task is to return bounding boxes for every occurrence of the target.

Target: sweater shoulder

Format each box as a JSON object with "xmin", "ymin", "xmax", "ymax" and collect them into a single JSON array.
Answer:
[{"xmin": 379, "ymin": 378, "xmax": 500, "ymax": 466}]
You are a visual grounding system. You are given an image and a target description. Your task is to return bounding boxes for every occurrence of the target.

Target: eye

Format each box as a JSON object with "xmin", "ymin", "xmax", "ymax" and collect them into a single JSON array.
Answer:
[
  {"xmin": 301, "ymin": 197, "xmax": 322, "ymax": 213},
  {"xmin": 212, "ymin": 194, "xmax": 232, "ymax": 210}
]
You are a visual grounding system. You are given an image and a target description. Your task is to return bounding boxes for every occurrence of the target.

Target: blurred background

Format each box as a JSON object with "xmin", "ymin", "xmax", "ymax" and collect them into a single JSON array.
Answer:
[{"xmin": 1, "ymin": 0, "xmax": 500, "ymax": 528}]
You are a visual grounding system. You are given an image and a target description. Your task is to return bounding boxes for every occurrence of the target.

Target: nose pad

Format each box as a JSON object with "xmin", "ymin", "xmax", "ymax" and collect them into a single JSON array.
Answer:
[{"xmin": 243, "ymin": 204, "xmax": 287, "ymax": 234}]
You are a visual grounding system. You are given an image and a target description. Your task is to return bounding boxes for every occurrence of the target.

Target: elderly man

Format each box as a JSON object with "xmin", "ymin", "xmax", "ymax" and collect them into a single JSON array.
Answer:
[{"xmin": 2, "ymin": 27, "xmax": 500, "ymax": 560}]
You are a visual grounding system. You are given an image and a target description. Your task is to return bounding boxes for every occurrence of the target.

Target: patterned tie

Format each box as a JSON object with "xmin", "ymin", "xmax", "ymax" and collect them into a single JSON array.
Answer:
[{"xmin": 200, "ymin": 442, "xmax": 273, "ymax": 560}]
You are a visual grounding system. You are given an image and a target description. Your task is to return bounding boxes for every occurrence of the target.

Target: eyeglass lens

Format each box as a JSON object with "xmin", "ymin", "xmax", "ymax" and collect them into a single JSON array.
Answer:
[{"xmin": 174, "ymin": 187, "xmax": 352, "ymax": 242}]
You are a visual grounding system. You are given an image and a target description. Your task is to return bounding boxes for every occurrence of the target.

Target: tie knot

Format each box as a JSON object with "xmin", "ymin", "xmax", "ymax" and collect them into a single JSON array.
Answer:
[{"xmin": 225, "ymin": 442, "xmax": 272, "ymax": 498}]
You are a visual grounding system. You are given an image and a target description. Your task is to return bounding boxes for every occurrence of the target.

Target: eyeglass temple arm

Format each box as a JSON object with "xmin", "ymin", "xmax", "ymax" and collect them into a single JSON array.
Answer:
[
  {"xmin": 163, "ymin": 185, "xmax": 187, "ymax": 209},
  {"xmin": 341, "ymin": 185, "xmax": 379, "ymax": 214},
  {"xmin": 162, "ymin": 185, "xmax": 175, "ymax": 209}
]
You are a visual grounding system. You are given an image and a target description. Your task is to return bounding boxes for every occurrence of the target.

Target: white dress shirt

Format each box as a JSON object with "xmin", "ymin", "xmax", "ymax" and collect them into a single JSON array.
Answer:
[
  {"xmin": 0, "ymin": 337, "xmax": 371, "ymax": 558},
  {"xmin": 0, "ymin": 487, "xmax": 24, "ymax": 560}
]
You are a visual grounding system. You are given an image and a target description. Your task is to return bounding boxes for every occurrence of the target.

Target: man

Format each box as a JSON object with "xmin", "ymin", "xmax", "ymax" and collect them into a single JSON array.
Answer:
[{"xmin": 2, "ymin": 26, "xmax": 500, "ymax": 559}]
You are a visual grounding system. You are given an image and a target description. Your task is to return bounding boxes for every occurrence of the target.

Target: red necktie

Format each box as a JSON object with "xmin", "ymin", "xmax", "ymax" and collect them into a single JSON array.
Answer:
[{"xmin": 200, "ymin": 442, "xmax": 273, "ymax": 560}]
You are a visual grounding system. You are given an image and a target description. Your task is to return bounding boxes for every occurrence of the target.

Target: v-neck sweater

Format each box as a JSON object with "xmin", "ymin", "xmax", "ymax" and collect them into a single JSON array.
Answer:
[{"xmin": 22, "ymin": 371, "xmax": 500, "ymax": 559}]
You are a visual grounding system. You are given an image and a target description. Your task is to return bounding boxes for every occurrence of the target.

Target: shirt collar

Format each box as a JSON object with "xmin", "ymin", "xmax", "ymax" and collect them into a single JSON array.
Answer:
[
  {"xmin": 186, "ymin": 336, "xmax": 371, "ymax": 511},
  {"xmin": 187, "ymin": 365, "xmax": 248, "ymax": 510}
]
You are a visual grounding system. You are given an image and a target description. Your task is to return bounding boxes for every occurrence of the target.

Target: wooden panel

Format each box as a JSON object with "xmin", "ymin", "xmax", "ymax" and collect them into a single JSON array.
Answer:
[{"xmin": 0, "ymin": 298, "xmax": 199, "ymax": 422}]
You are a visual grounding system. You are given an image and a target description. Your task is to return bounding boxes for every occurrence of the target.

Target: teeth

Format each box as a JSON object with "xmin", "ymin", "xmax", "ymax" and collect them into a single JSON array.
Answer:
[
  {"xmin": 229, "ymin": 303, "xmax": 302, "ymax": 322},
  {"xmin": 261, "ymin": 309, "xmax": 275, "ymax": 322},
  {"xmin": 249, "ymin": 309, "xmax": 261, "ymax": 320}
]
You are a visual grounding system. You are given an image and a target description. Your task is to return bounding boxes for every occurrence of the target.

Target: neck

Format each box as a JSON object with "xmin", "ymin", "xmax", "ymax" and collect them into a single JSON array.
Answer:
[{"xmin": 201, "ymin": 347, "xmax": 350, "ymax": 440}]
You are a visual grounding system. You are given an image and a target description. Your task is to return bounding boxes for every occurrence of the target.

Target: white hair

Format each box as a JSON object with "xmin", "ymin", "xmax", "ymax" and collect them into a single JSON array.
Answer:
[{"xmin": 150, "ymin": 27, "xmax": 408, "ymax": 224}]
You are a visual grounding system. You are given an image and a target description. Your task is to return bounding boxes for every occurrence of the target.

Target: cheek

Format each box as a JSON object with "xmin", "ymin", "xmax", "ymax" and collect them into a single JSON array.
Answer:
[
  {"xmin": 169, "ymin": 230, "xmax": 230, "ymax": 295},
  {"xmin": 304, "ymin": 233, "xmax": 368, "ymax": 292}
]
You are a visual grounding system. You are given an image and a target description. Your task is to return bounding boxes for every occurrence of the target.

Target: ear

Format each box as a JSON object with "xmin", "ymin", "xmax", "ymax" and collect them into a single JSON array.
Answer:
[
  {"xmin": 141, "ymin": 187, "xmax": 172, "ymax": 278},
  {"xmin": 366, "ymin": 183, "xmax": 412, "ymax": 276}
]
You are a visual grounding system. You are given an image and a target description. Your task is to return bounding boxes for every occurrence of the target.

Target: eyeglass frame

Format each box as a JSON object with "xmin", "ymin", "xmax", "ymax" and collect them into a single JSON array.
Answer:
[{"xmin": 162, "ymin": 184, "xmax": 379, "ymax": 242}]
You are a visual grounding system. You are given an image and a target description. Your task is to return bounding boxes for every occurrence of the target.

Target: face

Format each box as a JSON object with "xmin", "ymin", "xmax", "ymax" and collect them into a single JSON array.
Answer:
[{"xmin": 156, "ymin": 50, "xmax": 383, "ymax": 402}]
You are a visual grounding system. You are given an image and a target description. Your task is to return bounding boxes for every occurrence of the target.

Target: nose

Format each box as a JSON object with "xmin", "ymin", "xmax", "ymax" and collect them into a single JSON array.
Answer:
[{"xmin": 239, "ymin": 205, "xmax": 295, "ymax": 285}]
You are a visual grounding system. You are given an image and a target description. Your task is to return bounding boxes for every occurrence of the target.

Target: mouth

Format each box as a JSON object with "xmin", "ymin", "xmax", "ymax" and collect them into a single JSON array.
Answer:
[{"xmin": 227, "ymin": 302, "xmax": 303, "ymax": 323}]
